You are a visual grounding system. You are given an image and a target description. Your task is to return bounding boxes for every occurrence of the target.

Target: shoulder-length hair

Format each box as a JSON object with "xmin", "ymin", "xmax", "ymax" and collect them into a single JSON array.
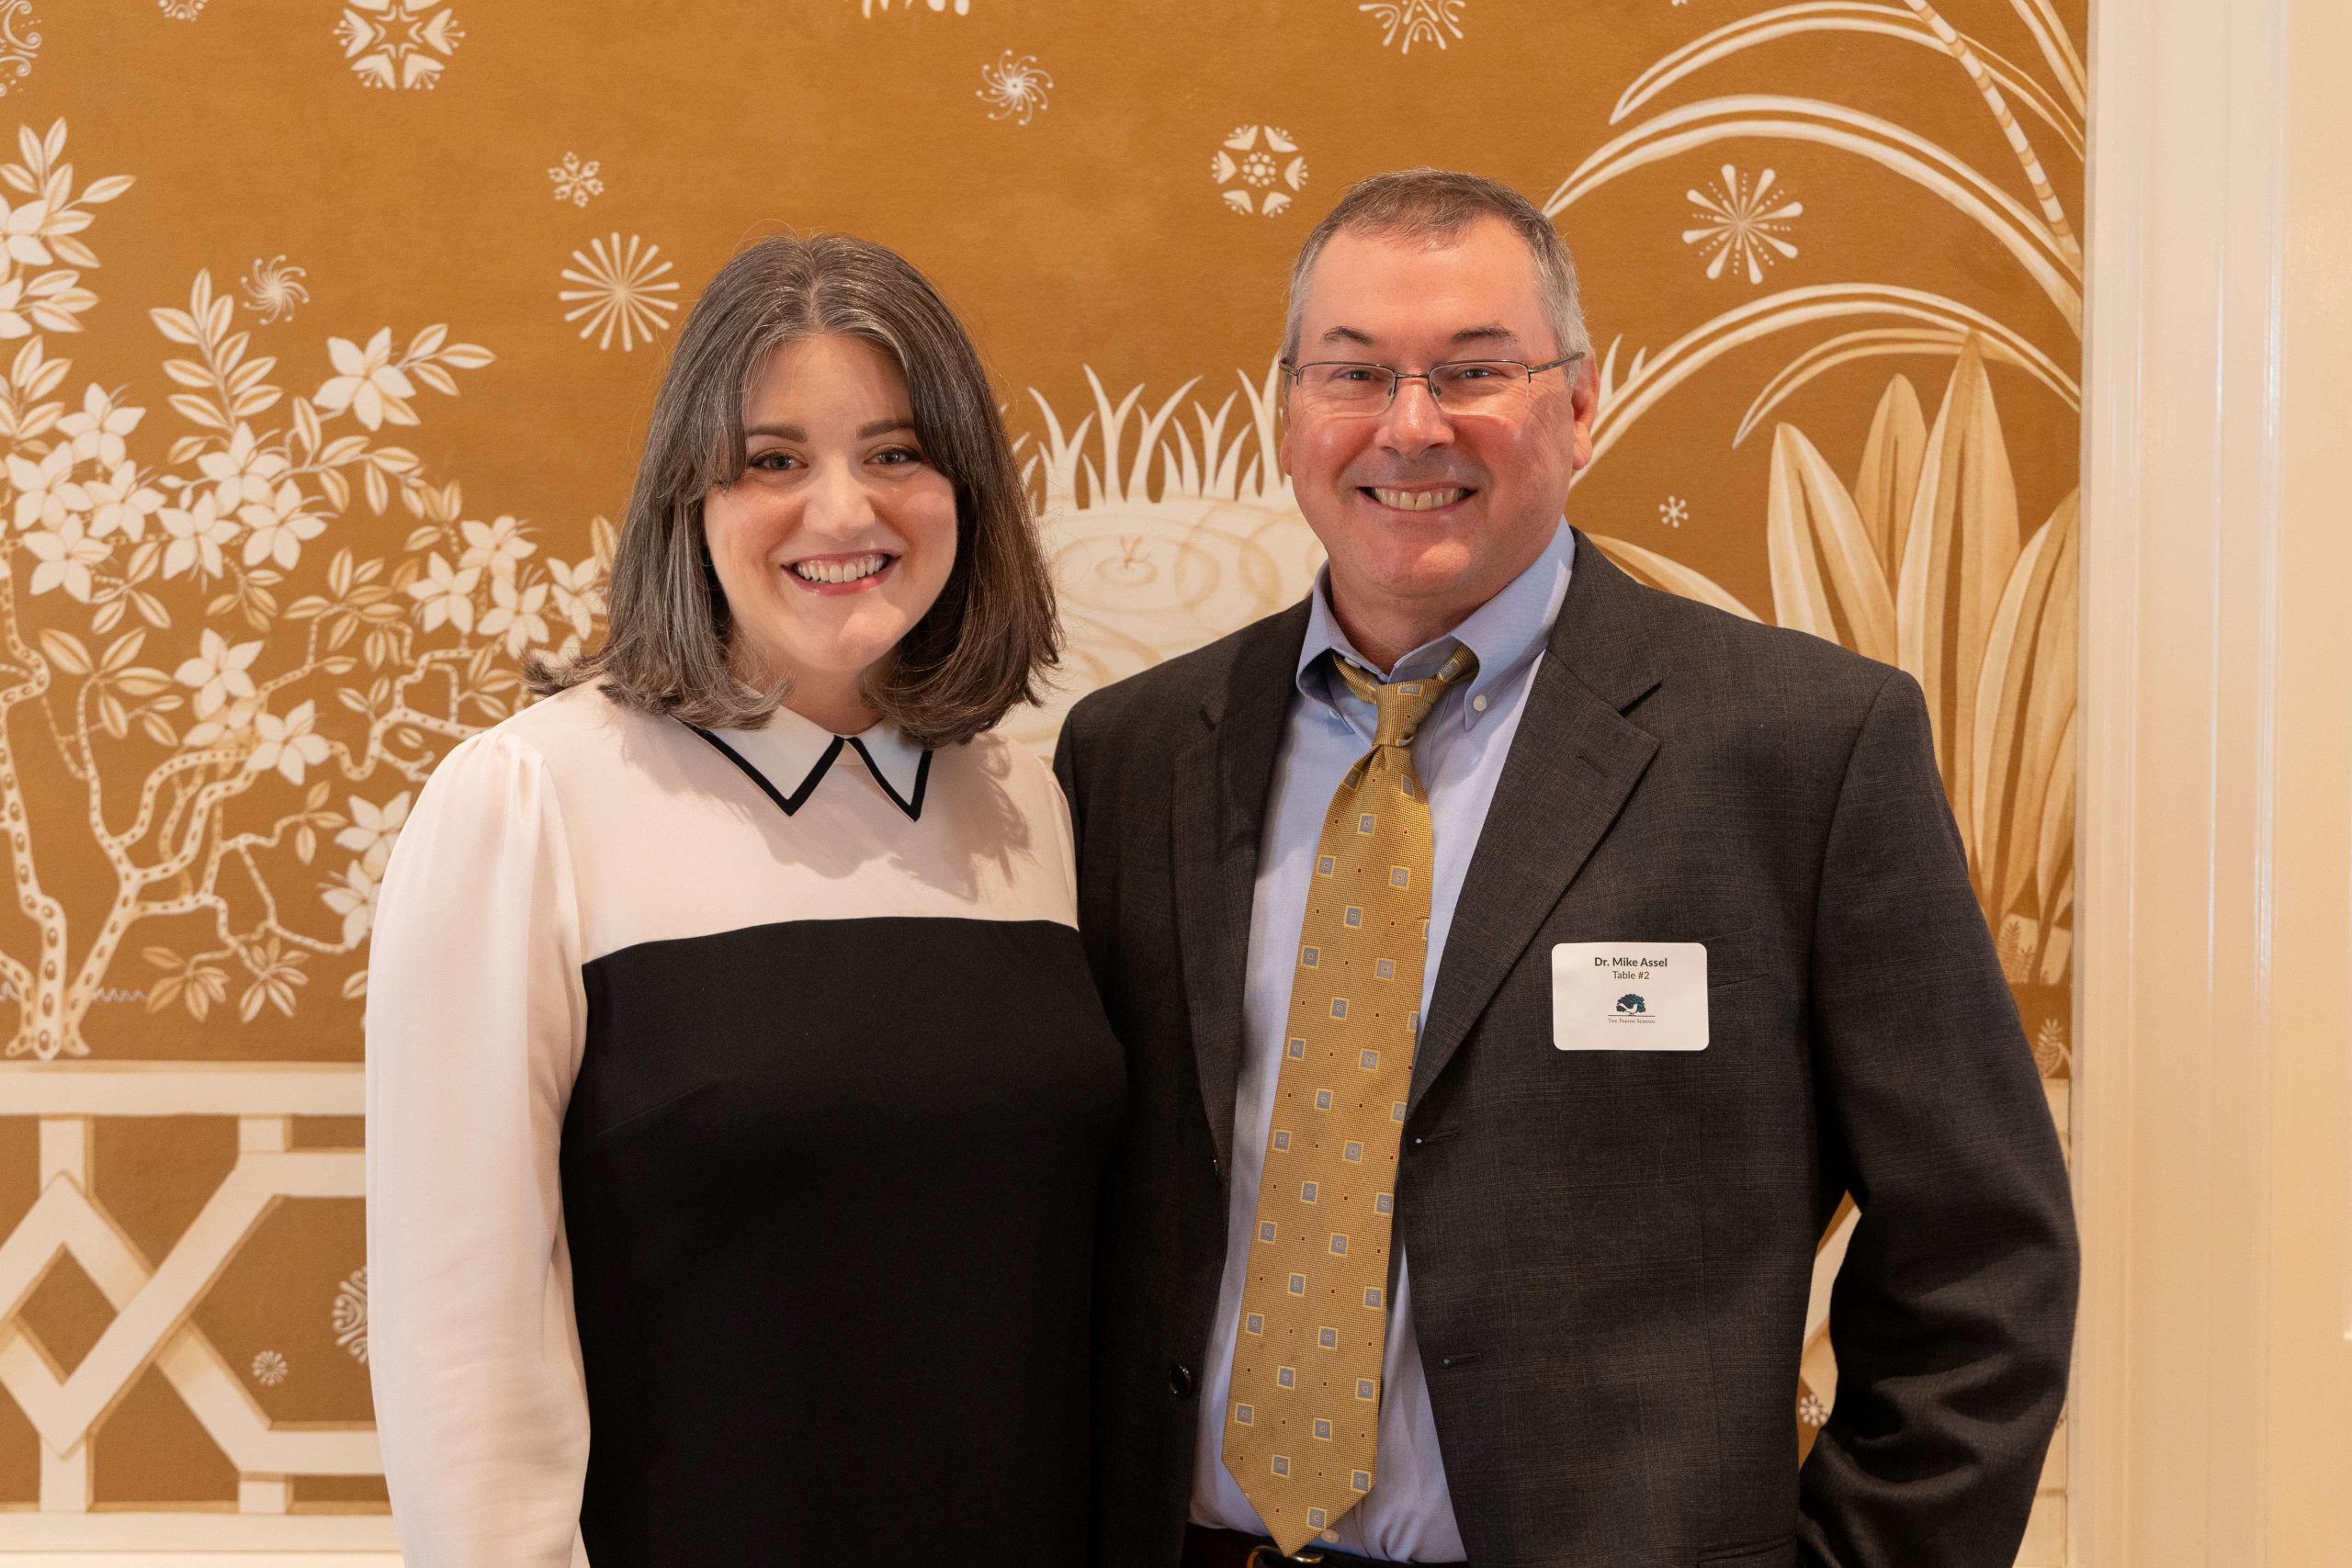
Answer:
[{"xmin": 535, "ymin": 232, "xmax": 1059, "ymax": 749}]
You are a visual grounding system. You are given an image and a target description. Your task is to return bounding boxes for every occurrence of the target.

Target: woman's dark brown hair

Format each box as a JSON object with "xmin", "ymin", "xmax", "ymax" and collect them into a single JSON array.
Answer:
[{"xmin": 534, "ymin": 232, "xmax": 1058, "ymax": 749}]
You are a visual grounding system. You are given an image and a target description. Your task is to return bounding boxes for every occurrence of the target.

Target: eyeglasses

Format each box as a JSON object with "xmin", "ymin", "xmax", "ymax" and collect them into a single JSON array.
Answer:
[{"xmin": 1282, "ymin": 353, "xmax": 1584, "ymax": 416}]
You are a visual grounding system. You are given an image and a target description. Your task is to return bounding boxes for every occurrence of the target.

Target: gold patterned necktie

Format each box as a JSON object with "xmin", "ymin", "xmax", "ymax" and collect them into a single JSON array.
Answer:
[{"xmin": 1223, "ymin": 642, "xmax": 1478, "ymax": 1555}]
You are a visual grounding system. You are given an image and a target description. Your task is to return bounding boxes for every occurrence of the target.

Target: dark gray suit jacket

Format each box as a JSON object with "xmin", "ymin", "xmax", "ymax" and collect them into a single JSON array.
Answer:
[{"xmin": 1053, "ymin": 532, "xmax": 2077, "ymax": 1568}]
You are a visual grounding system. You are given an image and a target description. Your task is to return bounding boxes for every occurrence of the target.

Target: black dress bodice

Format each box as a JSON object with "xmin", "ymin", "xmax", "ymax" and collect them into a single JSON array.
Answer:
[{"xmin": 559, "ymin": 915, "xmax": 1124, "ymax": 1565}]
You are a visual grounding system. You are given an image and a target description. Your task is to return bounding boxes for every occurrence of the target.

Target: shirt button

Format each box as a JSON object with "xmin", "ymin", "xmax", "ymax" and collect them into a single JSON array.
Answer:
[
  {"xmin": 1169, "ymin": 1364, "xmax": 1195, "ymax": 1396},
  {"xmin": 1472, "ymin": 694, "xmax": 1489, "ymax": 712}
]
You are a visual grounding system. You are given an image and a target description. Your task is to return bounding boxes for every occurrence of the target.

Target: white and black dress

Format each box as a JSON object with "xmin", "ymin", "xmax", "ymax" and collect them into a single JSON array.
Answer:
[{"xmin": 364, "ymin": 681, "xmax": 1123, "ymax": 1567}]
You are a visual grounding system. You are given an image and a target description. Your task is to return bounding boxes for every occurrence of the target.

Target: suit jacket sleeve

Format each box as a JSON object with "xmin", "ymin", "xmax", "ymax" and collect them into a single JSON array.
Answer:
[{"xmin": 1795, "ymin": 670, "xmax": 2079, "ymax": 1568}]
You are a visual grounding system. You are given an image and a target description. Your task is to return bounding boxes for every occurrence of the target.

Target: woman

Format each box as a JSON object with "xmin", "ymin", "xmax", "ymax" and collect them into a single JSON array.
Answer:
[{"xmin": 365, "ymin": 234, "xmax": 1122, "ymax": 1566}]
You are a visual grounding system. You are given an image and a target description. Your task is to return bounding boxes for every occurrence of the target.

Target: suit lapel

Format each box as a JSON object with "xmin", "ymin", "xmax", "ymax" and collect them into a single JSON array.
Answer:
[
  {"xmin": 1410, "ymin": 534, "xmax": 1666, "ymax": 1114},
  {"xmin": 1170, "ymin": 600, "xmax": 1312, "ymax": 1167}
]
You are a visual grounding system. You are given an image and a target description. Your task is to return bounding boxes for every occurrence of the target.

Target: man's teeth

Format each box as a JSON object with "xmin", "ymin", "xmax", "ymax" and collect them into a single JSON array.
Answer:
[
  {"xmin": 790, "ymin": 553, "xmax": 889, "ymax": 584},
  {"xmin": 1371, "ymin": 488, "xmax": 1469, "ymax": 512}
]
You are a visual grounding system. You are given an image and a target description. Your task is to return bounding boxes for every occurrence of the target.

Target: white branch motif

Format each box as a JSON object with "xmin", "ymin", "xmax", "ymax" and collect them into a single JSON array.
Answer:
[{"xmin": 0, "ymin": 119, "xmax": 610, "ymax": 1058}]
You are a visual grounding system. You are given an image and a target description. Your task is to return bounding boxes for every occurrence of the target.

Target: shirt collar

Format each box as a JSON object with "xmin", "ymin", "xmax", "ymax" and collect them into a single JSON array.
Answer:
[
  {"xmin": 695, "ymin": 705, "xmax": 933, "ymax": 821},
  {"xmin": 1295, "ymin": 519, "xmax": 1575, "ymax": 722}
]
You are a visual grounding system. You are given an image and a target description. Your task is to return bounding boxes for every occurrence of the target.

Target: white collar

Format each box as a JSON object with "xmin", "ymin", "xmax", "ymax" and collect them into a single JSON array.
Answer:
[{"xmin": 693, "ymin": 705, "xmax": 932, "ymax": 821}]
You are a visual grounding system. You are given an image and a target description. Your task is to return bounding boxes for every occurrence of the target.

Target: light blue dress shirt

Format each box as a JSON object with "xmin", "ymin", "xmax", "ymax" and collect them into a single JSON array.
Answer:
[{"xmin": 1190, "ymin": 522, "xmax": 1577, "ymax": 1561}]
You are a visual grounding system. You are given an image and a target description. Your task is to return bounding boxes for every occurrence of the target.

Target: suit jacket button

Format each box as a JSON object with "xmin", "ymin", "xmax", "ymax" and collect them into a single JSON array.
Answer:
[{"xmin": 1170, "ymin": 1364, "xmax": 1195, "ymax": 1396}]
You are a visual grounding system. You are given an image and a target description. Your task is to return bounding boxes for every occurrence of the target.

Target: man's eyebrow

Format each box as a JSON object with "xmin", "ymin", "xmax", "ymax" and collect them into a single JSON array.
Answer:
[
  {"xmin": 743, "ymin": 417, "xmax": 917, "ymax": 441},
  {"xmin": 1314, "ymin": 324, "xmax": 1521, "ymax": 352}
]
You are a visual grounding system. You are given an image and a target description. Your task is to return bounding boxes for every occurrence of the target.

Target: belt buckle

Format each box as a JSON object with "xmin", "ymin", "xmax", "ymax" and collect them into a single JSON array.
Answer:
[{"xmin": 1245, "ymin": 1548, "xmax": 1326, "ymax": 1567}]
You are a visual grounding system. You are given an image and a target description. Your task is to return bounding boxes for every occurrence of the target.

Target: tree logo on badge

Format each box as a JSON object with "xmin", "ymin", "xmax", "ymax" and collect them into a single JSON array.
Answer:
[{"xmin": 1615, "ymin": 994, "xmax": 1646, "ymax": 1015}]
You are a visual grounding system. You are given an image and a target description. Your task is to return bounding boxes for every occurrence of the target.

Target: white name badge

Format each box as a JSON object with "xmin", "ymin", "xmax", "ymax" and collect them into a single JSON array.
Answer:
[{"xmin": 1550, "ymin": 942, "xmax": 1710, "ymax": 1052}]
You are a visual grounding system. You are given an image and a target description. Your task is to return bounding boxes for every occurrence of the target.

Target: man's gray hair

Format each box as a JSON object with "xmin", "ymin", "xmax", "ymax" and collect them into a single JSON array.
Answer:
[{"xmin": 1282, "ymin": 168, "xmax": 1590, "ymax": 367}]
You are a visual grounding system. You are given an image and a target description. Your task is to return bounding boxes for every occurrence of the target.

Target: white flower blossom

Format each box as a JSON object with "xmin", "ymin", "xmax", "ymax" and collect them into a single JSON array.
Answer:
[
  {"xmin": 239, "ymin": 480, "xmax": 325, "ymax": 570},
  {"xmin": 173, "ymin": 627, "xmax": 264, "ymax": 717},
  {"xmin": 197, "ymin": 424, "xmax": 290, "ymax": 514},
  {"xmin": 334, "ymin": 791, "xmax": 412, "ymax": 878},
  {"xmin": 546, "ymin": 556, "xmax": 604, "ymax": 638},
  {"xmin": 59, "ymin": 387, "xmax": 144, "ymax": 469},
  {"xmin": 320, "ymin": 861, "xmax": 379, "ymax": 945},
  {"xmin": 23, "ymin": 516, "xmax": 108, "ymax": 601},
  {"xmin": 248, "ymin": 700, "xmax": 331, "ymax": 784},
  {"xmin": 479, "ymin": 573, "xmax": 551, "ymax": 658},
  {"xmin": 8, "ymin": 446, "xmax": 90, "ymax": 533},
  {"xmin": 159, "ymin": 492, "xmax": 241, "ymax": 580},
  {"xmin": 408, "ymin": 552, "xmax": 480, "ymax": 633},
  {"xmin": 184, "ymin": 695, "xmax": 260, "ymax": 749},
  {"xmin": 85, "ymin": 465, "xmax": 165, "ymax": 541},
  {"xmin": 458, "ymin": 514, "xmax": 536, "ymax": 581},
  {"xmin": 315, "ymin": 327, "xmax": 417, "ymax": 431}
]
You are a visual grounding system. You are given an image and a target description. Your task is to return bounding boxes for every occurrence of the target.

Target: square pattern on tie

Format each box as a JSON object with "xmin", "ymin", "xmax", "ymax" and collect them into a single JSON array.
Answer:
[{"xmin": 1221, "ymin": 644, "xmax": 1476, "ymax": 1553}]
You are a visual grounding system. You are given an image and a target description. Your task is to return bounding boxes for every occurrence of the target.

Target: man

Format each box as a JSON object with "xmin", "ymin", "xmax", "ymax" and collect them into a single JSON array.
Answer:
[{"xmin": 1055, "ymin": 170, "xmax": 2076, "ymax": 1568}]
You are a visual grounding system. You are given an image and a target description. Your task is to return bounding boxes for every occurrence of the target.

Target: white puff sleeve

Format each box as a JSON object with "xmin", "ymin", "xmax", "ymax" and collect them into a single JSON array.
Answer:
[{"xmin": 365, "ymin": 729, "xmax": 594, "ymax": 1568}]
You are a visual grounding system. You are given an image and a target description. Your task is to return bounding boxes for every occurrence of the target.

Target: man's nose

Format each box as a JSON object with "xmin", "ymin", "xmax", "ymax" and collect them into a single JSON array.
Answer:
[{"xmin": 1375, "ymin": 375, "xmax": 1453, "ymax": 454}]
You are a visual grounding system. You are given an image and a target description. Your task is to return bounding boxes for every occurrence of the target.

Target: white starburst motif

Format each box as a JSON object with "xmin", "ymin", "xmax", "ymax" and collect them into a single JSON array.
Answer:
[
  {"xmin": 157, "ymin": 0, "xmax": 208, "ymax": 16},
  {"xmin": 977, "ymin": 51, "xmax": 1051, "ymax": 125},
  {"xmin": 250, "ymin": 1348, "xmax": 288, "ymax": 1386},
  {"xmin": 1682, "ymin": 164, "xmax": 1803, "ymax": 285},
  {"xmin": 1212, "ymin": 126, "xmax": 1308, "ymax": 217},
  {"xmin": 1659, "ymin": 494, "xmax": 1688, "ymax": 528},
  {"xmin": 862, "ymin": 0, "xmax": 968, "ymax": 12},
  {"xmin": 1359, "ymin": 0, "xmax": 1465, "ymax": 53},
  {"xmin": 332, "ymin": 1267, "xmax": 368, "ymax": 1363},
  {"xmin": 548, "ymin": 152, "xmax": 603, "ymax": 208},
  {"xmin": 1798, "ymin": 1388, "xmax": 1828, "ymax": 1427},
  {"xmin": 335, "ymin": 0, "xmax": 464, "ymax": 91},
  {"xmin": 558, "ymin": 233, "xmax": 681, "ymax": 353},
  {"xmin": 239, "ymin": 255, "xmax": 308, "ymax": 323}
]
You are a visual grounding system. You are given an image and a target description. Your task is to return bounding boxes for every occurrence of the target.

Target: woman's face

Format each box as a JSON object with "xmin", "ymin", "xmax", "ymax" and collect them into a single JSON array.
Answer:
[{"xmin": 702, "ymin": 333, "xmax": 959, "ymax": 733}]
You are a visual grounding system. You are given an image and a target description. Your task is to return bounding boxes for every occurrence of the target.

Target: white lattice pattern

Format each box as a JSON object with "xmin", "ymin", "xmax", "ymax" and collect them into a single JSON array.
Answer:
[{"xmin": 0, "ymin": 1064, "xmax": 393, "ymax": 1551}]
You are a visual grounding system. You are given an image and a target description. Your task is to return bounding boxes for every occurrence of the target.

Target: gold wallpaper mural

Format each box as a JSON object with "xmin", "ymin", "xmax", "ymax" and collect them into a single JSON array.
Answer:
[{"xmin": 0, "ymin": 0, "xmax": 2078, "ymax": 1556}]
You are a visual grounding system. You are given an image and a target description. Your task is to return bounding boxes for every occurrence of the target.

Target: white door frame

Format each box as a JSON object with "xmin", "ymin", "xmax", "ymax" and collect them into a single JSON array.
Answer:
[{"xmin": 2075, "ymin": 0, "xmax": 2352, "ymax": 1562}]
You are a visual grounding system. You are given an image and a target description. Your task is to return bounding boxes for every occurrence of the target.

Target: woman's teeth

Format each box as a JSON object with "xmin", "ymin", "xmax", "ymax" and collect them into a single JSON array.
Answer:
[
  {"xmin": 790, "ymin": 553, "xmax": 890, "ymax": 584},
  {"xmin": 1371, "ymin": 487, "xmax": 1470, "ymax": 511}
]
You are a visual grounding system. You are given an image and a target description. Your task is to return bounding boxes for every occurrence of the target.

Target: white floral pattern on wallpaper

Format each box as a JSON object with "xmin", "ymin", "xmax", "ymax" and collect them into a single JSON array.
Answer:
[
  {"xmin": 239, "ymin": 256, "xmax": 308, "ymax": 323},
  {"xmin": 1359, "ymin": 0, "xmax": 1466, "ymax": 53},
  {"xmin": 1212, "ymin": 125, "xmax": 1308, "ymax": 217},
  {"xmin": 559, "ymin": 233, "xmax": 680, "ymax": 353},
  {"xmin": 0, "ymin": 122, "xmax": 621, "ymax": 1057},
  {"xmin": 333, "ymin": 1266, "xmax": 369, "ymax": 1363},
  {"xmin": 1682, "ymin": 165, "xmax": 1803, "ymax": 284},
  {"xmin": 0, "ymin": 1, "xmax": 33, "ymax": 96},
  {"xmin": 336, "ymin": 0, "xmax": 463, "ymax": 90},
  {"xmin": 978, "ymin": 51, "xmax": 1051, "ymax": 124},
  {"xmin": 548, "ymin": 152, "xmax": 604, "ymax": 209}
]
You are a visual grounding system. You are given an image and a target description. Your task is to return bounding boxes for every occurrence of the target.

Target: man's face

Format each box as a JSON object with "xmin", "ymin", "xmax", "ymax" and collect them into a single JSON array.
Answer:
[{"xmin": 1280, "ymin": 217, "xmax": 1596, "ymax": 645}]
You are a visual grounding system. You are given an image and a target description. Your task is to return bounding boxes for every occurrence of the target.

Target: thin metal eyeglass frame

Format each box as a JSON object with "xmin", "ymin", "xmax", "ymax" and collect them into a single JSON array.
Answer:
[{"xmin": 1280, "ymin": 351, "xmax": 1586, "ymax": 413}]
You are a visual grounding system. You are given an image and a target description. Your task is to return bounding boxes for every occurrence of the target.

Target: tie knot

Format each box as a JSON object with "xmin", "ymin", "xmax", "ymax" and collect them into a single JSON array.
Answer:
[{"xmin": 1332, "ymin": 644, "xmax": 1479, "ymax": 750}]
